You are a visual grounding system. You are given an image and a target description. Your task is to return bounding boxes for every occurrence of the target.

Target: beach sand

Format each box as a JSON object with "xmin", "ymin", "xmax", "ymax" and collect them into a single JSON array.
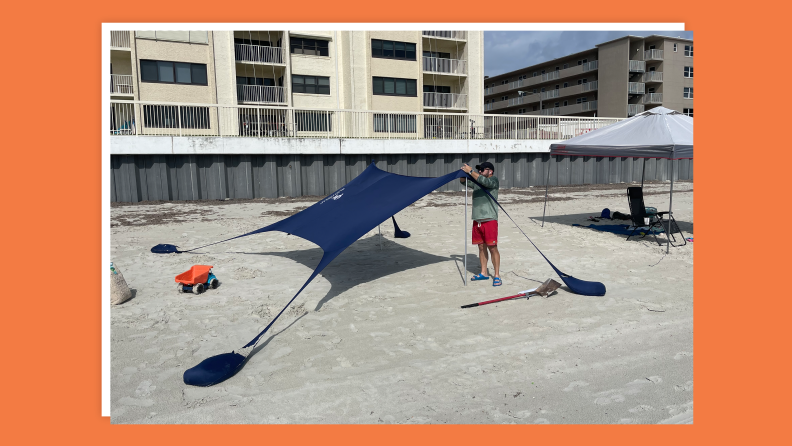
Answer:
[{"xmin": 110, "ymin": 181, "xmax": 693, "ymax": 424}]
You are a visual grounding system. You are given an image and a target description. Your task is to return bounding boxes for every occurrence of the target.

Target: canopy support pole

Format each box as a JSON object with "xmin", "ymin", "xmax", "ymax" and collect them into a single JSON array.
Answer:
[
  {"xmin": 464, "ymin": 178, "xmax": 468, "ymax": 286},
  {"xmin": 667, "ymin": 148, "xmax": 675, "ymax": 254},
  {"xmin": 542, "ymin": 155, "xmax": 551, "ymax": 227},
  {"xmin": 641, "ymin": 157, "xmax": 646, "ymax": 188}
]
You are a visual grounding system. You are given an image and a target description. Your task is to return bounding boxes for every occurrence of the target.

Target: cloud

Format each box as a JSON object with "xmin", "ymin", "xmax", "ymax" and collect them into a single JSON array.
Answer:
[{"xmin": 484, "ymin": 31, "xmax": 694, "ymax": 77}]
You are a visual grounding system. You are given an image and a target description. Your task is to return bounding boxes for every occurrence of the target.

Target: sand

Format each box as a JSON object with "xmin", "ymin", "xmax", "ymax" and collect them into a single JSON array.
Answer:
[{"xmin": 110, "ymin": 181, "xmax": 693, "ymax": 424}]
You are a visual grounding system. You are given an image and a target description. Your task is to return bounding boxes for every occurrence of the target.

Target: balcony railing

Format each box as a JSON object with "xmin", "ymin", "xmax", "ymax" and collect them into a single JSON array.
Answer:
[
  {"xmin": 485, "ymin": 61, "xmax": 598, "ymax": 97},
  {"xmin": 110, "ymin": 74, "xmax": 134, "ymax": 95},
  {"xmin": 642, "ymin": 93, "xmax": 663, "ymax": 104},
  {"xmin": 423, "ymin": 57, "xmax": 467, "ymax": 75},
  {"xmin": 628, "ymin": 82, "xmax": 646, "ymax": 94},
  {"xmin": 643, "ymin": 71, "xmax": 664, "ymax": 82},
  {"xmin": 110, "ymin": 31, "xmax": 130, "ymax": 49},
  {"xmin": 582, "ymin": 80, "xmax": 599, "ymax": 92},
  {"xmin": 109, "ymin": 100, "xmax": 623, "ymax": 139},
  {"xmin": 236, "ymin": 85, "xmax": 287, "ymax": 104},
  {"xmin": 235, "ymin": 43, "xmax": 284, "ymax": 64},
  {"xmin": 628, "ymin": 104, "xmax": 645, "ymax": 116},
  {"xmin": 629, "ymin": 60, "xmax": 646, "ymax": 72},
  {"xmin": 423, "ymin": 92, "xmax": 467, "ymax": 109},
  {"xmin": 644, "ymin": 49, "xmax": 664, "ymax": 60},
  {"xmin": 422, "ymin": 31, "xmax": 467, "ymax": 40}
]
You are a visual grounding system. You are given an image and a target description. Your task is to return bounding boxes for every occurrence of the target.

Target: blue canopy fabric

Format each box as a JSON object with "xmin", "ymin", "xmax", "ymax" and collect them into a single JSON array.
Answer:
[{"xmin": 173, "ymin": 162, "xmax": 604, "ymax": 386}]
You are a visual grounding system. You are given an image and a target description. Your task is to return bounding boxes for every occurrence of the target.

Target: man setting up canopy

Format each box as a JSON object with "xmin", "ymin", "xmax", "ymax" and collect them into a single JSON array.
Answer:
[{"xmin": 460, "ymin": 162, "xmax": 502, "ymax": 286}]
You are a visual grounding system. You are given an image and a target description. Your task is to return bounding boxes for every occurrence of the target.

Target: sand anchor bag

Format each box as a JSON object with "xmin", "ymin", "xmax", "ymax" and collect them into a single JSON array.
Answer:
[{"xmin": 111, "ymin": 264, "xmax": 132, "ymax": 305}]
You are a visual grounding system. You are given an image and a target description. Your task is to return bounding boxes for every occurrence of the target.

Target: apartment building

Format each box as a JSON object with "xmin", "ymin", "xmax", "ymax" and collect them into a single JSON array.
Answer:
[
  {"xmin": 110, "ymin": 30, "xmax": 483, "ymax": 136},
  {"xmin": 483, "ymin": 35, "xmax": 693, "ymax": 118}
]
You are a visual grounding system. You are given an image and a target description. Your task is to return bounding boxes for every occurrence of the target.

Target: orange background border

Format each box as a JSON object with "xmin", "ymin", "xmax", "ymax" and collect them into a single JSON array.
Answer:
[{"xmin": 5, "ymin": 0, "xmax": 788, "ymax": 444}]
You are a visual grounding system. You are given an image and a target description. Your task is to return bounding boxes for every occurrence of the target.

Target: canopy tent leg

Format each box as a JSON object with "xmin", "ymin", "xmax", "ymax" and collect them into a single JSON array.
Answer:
[
  {"xmin": 641, "ymin": 157, "xmax": 646, "ymax": 188},
  {"xmin": 667, "ymin": 150, "xmax": 675, "ymax": 254},
  {"xmin": 464, "ymin": 178, "xmax": 468, "ymax": 286},
  {"xmin": 541, "ymin": 155, "xmax": 551, "ymax": 227}
]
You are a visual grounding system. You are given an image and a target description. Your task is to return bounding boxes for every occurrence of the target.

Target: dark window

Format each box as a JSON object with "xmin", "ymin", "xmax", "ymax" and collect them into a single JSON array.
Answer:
[
  {"xmin": 563, "ymin": 63, "xmax": 568, "ymax": 69},
  {"xmin": 295, "ymin": 111, "xmax": 332, "ymax": 132},
  {"xmin": 373, "ymin": 77, "xmax": 417, "ymax": 97},
  {"xmin": 563, "ymin": 101, "xmax": 568, "ymax": 106},
  {"xmin": 423, "ymin": 50, "xmax": 451, "ymax": 59},
  {"xmin": 423, "ymin": 85, "xmax": 451, "ymax": 93},
  {"xmin": 143, "ymin": 105, "xmax": 210, "ymax": 129},
  {"xmin": 684, "ymin": 87, "xmax": 693, "ymax": 99},
  {"xmin": 684, "ymin": 66, "xmax": 693, "ymax": 78},
  {"xmin": 563, "ymin": 82, "xmax": 568, "ymax": 88},
  {"xmin": 373, "ymin": 39, "xmax": 416, "ymax": 60},
  {"xmin": 292, "ymin": 75, "xmax": 330, "ymax": 94},
  {"xmin": 684, "ymin": 45, "xmax": 693, "ymax": 57},
  {"xmin": 374, "ymin": 114, "xmax": 416, "ymax": 133},
  {"xmin": 674, "ymin": 43, "xmax": 678, "ymax": 52},
  {"xmin": 234, "ymin": 37, "xmax": 272, "ymax": 47},
  {"xmin": 290, "ymin": 38, "xmax": 329, "ymax": 56},
  {"xmin": 683, "ymin": 108, "xmax": 693, "ymax": 117},
  {"xmin": 139, "ymin": 60, "xmax": 208, "ymax": 85}
]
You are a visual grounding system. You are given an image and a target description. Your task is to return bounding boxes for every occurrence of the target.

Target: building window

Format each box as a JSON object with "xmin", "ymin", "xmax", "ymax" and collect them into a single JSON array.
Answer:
[
  {"xmin": 541, "ymin": 69, "xmax": 545, "ymax": 74},
  {"xmin": 648, "ymin": 87, "xmax": 655, "ymax": 93},
  {"xmin": 237, "ymin": 76, "xmax": 276, "ymax": 86},
  {"xmin": 143, "ymin": 105, "xmax": 210, "ymax": 129},
  {"xmin": 555, "ymin": 84, "xmax": 560, "ymax": 89},
  {"xmin": 501, "ymin": 95, "xmax": 508, "ymax": 101},
  {"xmin": 554, "ymin": 102, "xmax": 559, "ymax": 108},
  {"xmin": 140, "ymin": 60, "xmax": 208, "ymax": 85},
  {"xmin": 684, "ymin": 66, "xmax": 693, "ymax": 78},
  {"xmin": 292, "ymin": 75, "xmax": 330, "ymax": 94},
  {"xmin": 372, "ymin": 39, "xmax": 416, "ymax": 60},
  {"xmin": 290, "ymin": 38, "xmax": 329, "ymax": 56},
  {"xmin": 540, "ymin": 87, "xmax": 545, "ymax": 92},
  {"xmin": 563, "ymin": 100, "xmax": 568, "ymax": 106},
  {"xmin": 425, "ymin": 85, "xmax": 451, "ymax": 94},
  {"xmin": 563, "ymin": 82, "xmax": 568, "ymax": 88},
  {"xmin": 532, "ymin": 89, "xmax": 537, "ymax": 94},
  {"xmin": 555, "ymin": 66, "xmax": 560, "ymax": 71},
  {"xmin": 684, "ymin": 87, "xmax": 694, "ymax": 99},
  {"xmin": 576, "ymin": 97, "xmax": 588, "ymax": 104},
  {"xmin": 683, "ymin": 108, "xmax": 693, "ymax": 117},
  {"xmin": 577, "ymin": 60, "xmax": 582, "ymax": 65},
  {"xmin": 684, "ymin": 45, "xmax": 693, "ymax": 57},
  {"xmin": 563, "ymin": 63, "xmax": 568, "ymax": 69},
  {"xmin": 373, "ymin": 76, "xmax": 417, "ymax": 97},
  {"xmin": 374, "ymin": 114, "xmax": 416, "ymax": 133},
  {"xmin": 532, "ymin": 72, "xmax": 537, "ymax": 77},
  {"xmin": 674, "ymin": 43, "xmax": 678, "ymax": 52},
  {"xmin": 582, "ymin": 78, "xmax": 588, "ymax": 84},
  {"xmin": 295, "ymin": 111, "xmax": 332, "ymax": 132},
  {"xmin": 501, "ymin": 80, "xmax": 508, "ymax": 85}
]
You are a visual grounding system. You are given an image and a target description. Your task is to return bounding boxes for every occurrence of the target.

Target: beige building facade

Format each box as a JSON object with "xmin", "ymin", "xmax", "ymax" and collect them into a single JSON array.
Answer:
[
  {"xmin": 483, "ymin": 35, "xmax": 693, "ymax": 118},
  {"xmin": 110, "ymin": 30, "xmax": 484, "ymax": 135}
]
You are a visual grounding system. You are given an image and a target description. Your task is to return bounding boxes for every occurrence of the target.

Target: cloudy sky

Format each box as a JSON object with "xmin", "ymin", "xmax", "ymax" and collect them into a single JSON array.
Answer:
[{"xmin": 484, "ymin": 31, "xmax": 694, "ymax": 77}]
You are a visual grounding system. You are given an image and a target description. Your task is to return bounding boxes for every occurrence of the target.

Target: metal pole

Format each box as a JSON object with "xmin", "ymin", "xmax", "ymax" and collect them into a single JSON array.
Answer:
[
  {"xmin": 641, "ymin": 157, "xmax": 646, "ymax": 188},
  {"xmin": 464, "ymin": 178, "xmax": 468, "ymax": 286},
  {"xmin": 542, "ymin": 155, "xmax": 551, "ymax": 227},
  {"xmin": 379, "ymin": 225, "xmax": 382, "ymax": 250},
  {"xmin": 667, "ymin": 148, "xmax": 675, "ymax": 254}
]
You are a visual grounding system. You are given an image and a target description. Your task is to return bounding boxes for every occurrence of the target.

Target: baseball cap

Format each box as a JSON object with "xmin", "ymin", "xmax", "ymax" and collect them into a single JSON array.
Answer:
[{"xmin": 475, "ymin": 162, "xmax": 495, "ymax": 172}]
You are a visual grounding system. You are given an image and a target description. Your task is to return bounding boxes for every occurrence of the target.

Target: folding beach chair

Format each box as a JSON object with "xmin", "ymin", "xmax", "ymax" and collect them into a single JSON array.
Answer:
[{"xmin": 626, "ymin": 186, "xmax": 667, "ymax": 245}]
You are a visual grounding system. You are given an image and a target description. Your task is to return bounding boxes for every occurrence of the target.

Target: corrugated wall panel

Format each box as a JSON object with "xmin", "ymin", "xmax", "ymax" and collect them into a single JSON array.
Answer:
[{"xmin": 323, "ymin": 155, "xmax": 346, "ymax": 195}]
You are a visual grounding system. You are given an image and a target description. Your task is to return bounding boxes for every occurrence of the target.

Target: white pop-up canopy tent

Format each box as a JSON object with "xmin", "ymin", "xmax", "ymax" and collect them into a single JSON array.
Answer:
[{"xmin": 544, "ymin": 107, "xmax": 693, "ymax": 252}]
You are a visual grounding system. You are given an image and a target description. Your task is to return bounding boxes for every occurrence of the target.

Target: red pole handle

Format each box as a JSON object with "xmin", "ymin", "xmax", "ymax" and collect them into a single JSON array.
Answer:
[{"xmin": 461, "ymin": 293, "xmax": 528, "ymax": 309}]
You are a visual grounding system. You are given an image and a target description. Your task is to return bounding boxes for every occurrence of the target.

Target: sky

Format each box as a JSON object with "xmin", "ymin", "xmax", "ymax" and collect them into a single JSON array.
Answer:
[{"xmin": 484, "ymin": 31, "xmax": 694, "ymax": 77}]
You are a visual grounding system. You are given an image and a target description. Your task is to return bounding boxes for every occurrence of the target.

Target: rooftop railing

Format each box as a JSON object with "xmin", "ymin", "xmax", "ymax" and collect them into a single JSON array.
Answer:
[
  {"xmin": 109, "ymin": 100, "xmax": 622, "ymax": 140},
  {"xmin": 110, "ymin": 31, "xmax": 131, "ymax": 49},
  {"xmin": 422, "ymin": 31, "xmax": 467, "ymax": 40}
]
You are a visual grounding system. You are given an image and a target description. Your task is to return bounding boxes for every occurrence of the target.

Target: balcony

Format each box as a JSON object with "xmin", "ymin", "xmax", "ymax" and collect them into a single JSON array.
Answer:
[
  {"xmin": 629, "ymin": 60, "xmax": 646, "ymax": 72},
  {"xmin": 110, "ymin": 74, "xmax": 134, "ymax": 96},
  {"xmin": 628, "ymin": 104, "xmax": 645, "ymax": 116},
  {"xmin": 485, "ymin": 61, "xmax": 598, "ymax": 97},
  {"xmin": 526, "ymin": 101, "xmax": 597, "ymax": 116},
  {"xmin": 642, "ymin": 93, "xmax": 663, "ymax": 104},
  {"xmin": 422, "ymin": 31, "xmax": 467, "ymax": 41},
  {"xmin": 236, "ymin": 85, "xmax": 287, "ymax": 104},
  {"xmin": 643, "ymin": 71, "xmax": 664, "ymax": 83},
  {"xmin": 628, "ymin": 82, "xmax": 645, "ymax": 94},
  {"xmin": 423, "ymin": 57, "xmax": 467, "ymax": 75},
  {"xmin": 110, "ymin": 31, "xmax": 131, "ymax": 49},
  {"xmin": 423, "ymin": 92, "xmax": 467, "ymax": 109},
  {"xmin": 235, "ymin": 43, "xmax": 285, "ymax": 65},
  {"xmin": 644, "ymin": 49, "xmax": 664, "ymax": 61}
]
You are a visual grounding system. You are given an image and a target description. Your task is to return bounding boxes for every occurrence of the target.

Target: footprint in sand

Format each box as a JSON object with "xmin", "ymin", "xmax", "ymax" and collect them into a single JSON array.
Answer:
[
  {"xmin": 563, "ymin": 380, "xmax": 589, "ymax": 392},
  {"xmin": 674, "ymin": 381, "xmax": 693, "ymax": 392},
  {"xmin": 674, "ymin": 351, "xmax": 693, "ymax": 360},
  {"xmin": 628, "ymin": 404, "xmax": 655, "ymax": 413}
]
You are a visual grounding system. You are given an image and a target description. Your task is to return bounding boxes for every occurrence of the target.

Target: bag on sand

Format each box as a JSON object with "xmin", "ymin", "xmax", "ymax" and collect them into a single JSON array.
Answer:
[{"xmin": 111, "ymin": 264, "xmax": 133, "ymax": 305}]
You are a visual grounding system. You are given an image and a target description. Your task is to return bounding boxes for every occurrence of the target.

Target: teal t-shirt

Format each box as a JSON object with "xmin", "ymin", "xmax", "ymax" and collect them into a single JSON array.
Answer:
[{"xmin": 465, "ymin": 175, "xmax": 499, "ymax": 222}]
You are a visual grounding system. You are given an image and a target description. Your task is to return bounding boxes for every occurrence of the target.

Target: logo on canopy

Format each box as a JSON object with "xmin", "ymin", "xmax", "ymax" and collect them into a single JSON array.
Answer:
[{"xmin": 320, "ymin": 188, "xmax": 345, "ymax": 205}]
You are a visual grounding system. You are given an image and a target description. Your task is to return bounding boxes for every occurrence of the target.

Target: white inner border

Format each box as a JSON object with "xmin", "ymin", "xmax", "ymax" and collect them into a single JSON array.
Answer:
[{"xmin": 102, "ymin": 22, "xmax": 687, "ymax": 417}]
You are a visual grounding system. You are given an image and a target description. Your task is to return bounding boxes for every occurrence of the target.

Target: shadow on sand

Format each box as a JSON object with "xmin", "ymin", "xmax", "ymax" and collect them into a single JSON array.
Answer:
[{"xmin": 531, "ymin": 212, "xmax": 692, "ymax": 244}]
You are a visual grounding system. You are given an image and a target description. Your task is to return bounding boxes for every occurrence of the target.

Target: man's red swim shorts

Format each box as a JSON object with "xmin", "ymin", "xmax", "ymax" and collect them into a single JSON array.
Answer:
[{"xmin": 472, "ymin": 220, "xmax": 498, "ymax": 245}]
